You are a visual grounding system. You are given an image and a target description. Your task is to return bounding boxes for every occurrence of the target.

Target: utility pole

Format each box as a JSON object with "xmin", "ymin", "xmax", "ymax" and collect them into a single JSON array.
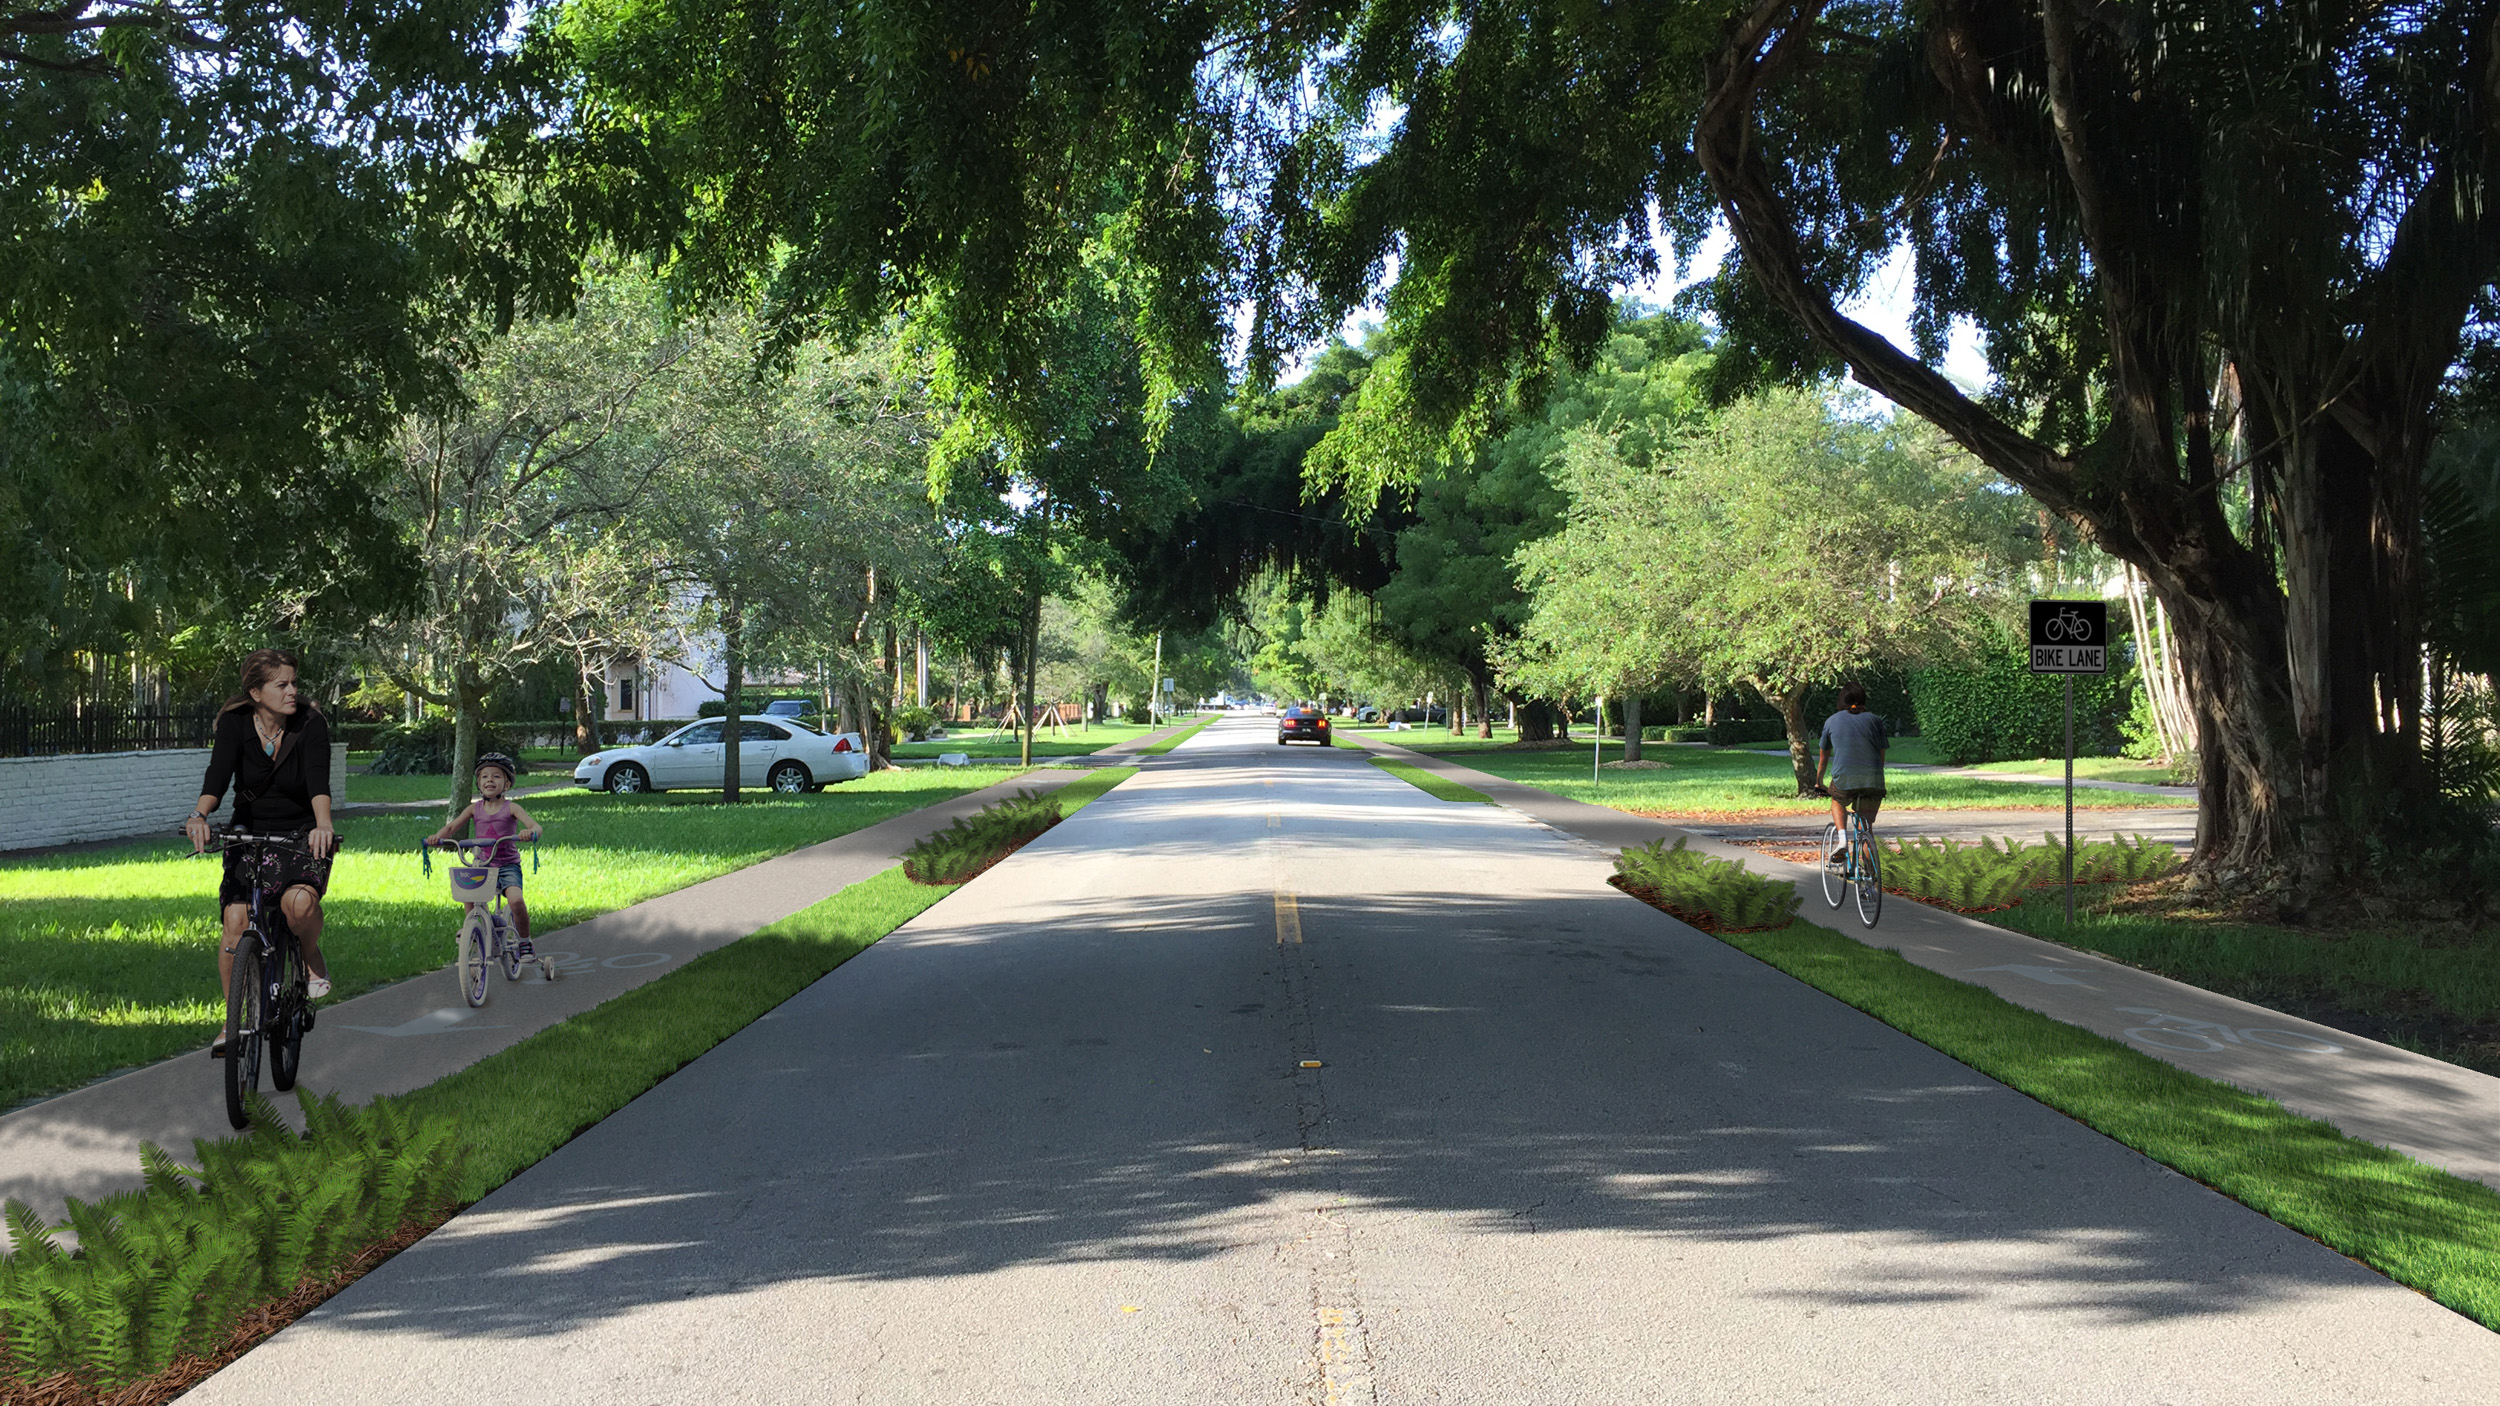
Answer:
[{"xmin": 1151, "ymin": 631, "xmax": 1164, "ymax": 724}]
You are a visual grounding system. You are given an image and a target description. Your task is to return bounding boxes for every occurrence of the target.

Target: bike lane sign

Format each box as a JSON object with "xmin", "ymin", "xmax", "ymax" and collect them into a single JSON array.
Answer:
[{"xmin": 2029, "ymin": 599, "xmax": 2108, "ymax": 674}]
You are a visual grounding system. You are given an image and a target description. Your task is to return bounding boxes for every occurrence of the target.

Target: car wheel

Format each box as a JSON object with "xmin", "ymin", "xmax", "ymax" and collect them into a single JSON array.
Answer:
[
  {"xmin": 769, "ymin": 760, "xmax": 812, "ymax": 794},
  {"xmin": 607, "ymin": 762, "xmax": 651, "ymax": 794}
]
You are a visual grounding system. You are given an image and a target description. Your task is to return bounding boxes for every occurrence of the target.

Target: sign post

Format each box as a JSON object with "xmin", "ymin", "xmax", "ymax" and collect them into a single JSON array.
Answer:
[{"xmin": 2029, "ymin": 600, "xmax": 2108, "ymax": 925}]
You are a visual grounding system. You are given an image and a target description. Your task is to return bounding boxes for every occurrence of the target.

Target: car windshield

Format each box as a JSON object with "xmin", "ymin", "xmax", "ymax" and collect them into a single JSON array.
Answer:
[{"xmin": 778, "ymin": 718, "xmax": 821, "ymax": 734}]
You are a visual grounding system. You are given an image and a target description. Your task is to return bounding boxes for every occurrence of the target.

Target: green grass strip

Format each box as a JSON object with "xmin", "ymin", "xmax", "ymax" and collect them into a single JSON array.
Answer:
[
  {"xmin": 1367, "ymin": 755, "xmax": 1494, "ymax": 804},
  {"xmin": 395, "ymin": 865, "xmax": 952, "ymax": 1199},
  {"xmin": 1049, "ymin": 765, "xmax": 1137, "ymax": 808},
  {"xmin": 1710, "ymin": 919, "xmax": 2500, "ymax": 1329},
  {"xmin": 400, "ymin": 766, "xmax": 1139, "ymax": 1199},
  {"xmin": 1138, "ymin": 714, "xmax": 1219, "ymax": 754}
]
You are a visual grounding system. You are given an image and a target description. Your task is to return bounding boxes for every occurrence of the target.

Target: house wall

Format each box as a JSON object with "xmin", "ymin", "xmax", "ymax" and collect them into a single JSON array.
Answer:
[{"xmin": 0, "ymin": 744, "xmax": 350, "ymax": 852}]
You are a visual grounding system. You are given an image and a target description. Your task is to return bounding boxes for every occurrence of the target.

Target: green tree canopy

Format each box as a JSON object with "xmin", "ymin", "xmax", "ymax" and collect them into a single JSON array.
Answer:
[{"xmin": 1511, "ymin": 388, "xmax": 2029, "ymax": 788}]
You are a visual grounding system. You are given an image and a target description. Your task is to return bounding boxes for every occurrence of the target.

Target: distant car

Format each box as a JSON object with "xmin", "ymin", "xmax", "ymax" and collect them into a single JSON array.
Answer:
[
  {"xmin": 1278, "ymin": 705, "xmax": 1332, "ymax": 746},
  {"xmin": 576, "ymin": 717, "xmax": 871, "ymax": 794},
  {"xmin": 761, "ymin": 699, "xmax": 811, "ymax": 718},
  {"xmin": 1353, "ymin": 704, "xmax": 1381, "ymax": 722}
]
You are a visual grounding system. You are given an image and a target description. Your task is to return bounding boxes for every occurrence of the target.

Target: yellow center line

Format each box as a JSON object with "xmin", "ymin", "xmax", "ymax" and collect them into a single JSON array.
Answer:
[{"xmin": 1274, "ymin": 889, "xmax": 1303, "ymax": 946}]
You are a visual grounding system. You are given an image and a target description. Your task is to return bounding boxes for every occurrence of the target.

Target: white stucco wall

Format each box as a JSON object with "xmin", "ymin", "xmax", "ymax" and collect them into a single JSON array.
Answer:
[{"xmin": 0, "ymin": 744, "xmax": 349, "ymax": 852}]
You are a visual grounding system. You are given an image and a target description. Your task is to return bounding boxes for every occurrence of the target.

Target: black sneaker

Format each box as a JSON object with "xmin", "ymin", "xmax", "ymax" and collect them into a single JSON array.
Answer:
[{"xmin": 209, "ymin": 1032, "xmax": 228, "ymax": 1058}]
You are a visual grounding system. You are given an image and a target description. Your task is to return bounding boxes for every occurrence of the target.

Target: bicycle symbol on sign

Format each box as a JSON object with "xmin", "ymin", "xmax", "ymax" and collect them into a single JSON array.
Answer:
[
  {"xmin": 2043, "ymin": 606, "xmax": 2095, "ymax": 643},
  {"xmin": 2117, "ymin": 1007, "xmax": 2343, "ymax": 1055}
]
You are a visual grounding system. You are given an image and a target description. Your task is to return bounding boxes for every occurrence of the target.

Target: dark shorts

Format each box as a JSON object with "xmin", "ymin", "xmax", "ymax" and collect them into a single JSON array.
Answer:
[
  {"xmin": 220, "ymin": 834, "xmax": 334, "ymax": 908},
  {"xmin": 1831, "ymin": 786, "xmax": 1886, "ymax": 815}
]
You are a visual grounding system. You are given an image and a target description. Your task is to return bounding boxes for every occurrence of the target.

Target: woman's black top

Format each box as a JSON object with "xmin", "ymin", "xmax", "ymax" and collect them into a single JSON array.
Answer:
[{"xmin": 199, "ymin": 707, "xmax": 332, "ymax": 831}]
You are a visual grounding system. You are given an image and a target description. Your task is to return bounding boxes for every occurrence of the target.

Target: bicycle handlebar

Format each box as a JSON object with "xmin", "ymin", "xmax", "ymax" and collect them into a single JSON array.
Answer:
[
  {"xmin": 181, "ymin": 823, "xmax": 315, "ymax": 856},
  {"xmin": 419, "ymin": 833, "xmax": 540, "ymax": 878}
]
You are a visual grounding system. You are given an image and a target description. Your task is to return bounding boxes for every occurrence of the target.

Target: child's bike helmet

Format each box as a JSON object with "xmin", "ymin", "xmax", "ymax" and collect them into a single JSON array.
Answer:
[{"xmin": 475, "ymin": 752, "xmax": 520, "ymax": 781}]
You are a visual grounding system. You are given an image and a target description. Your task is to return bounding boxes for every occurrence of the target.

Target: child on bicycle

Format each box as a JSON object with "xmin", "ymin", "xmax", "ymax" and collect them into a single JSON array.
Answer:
[
  {"xmin": 425, "ymin": 753, "xmax": 544, "ymax": 958},
  {"xmin": 1815, "ymin": 682, "xmax": 1890, "ymax": 861}
]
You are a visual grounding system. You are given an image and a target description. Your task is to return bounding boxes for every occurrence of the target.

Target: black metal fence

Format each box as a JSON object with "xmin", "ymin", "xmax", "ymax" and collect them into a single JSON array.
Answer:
[{"xmin": 0, "ymin": 705, "xmax": 222, "ymax": 758}]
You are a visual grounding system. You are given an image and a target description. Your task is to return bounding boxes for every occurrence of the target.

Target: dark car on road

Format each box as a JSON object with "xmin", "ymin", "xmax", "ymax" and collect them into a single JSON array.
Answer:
[{"xmin": 1278, "ymin": 705, "xmax": 1332, "ymax": 746}]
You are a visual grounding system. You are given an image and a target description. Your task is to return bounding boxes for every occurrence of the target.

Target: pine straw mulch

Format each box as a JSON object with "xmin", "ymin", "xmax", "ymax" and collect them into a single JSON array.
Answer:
[{"xmin": 1, "ymin": 1207, "xmax": 457, "ymax": 1406}]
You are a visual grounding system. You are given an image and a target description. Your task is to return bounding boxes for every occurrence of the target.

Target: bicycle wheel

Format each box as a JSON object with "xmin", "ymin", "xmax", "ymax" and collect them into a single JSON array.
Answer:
[
  {"xmin": 1853, "ymin": 824, "xmax": 1883, "ymax": 927},
  {"xmin": 459, "ymin": 910, "xmax": 491, "ymax": 1008},
  {"xmin": 497, "ymin": 915, "xmax": 522, "ymax": 982},
  {"xmin": 269, "ymin": 939, "xmax": 304, "ymax": 1092},
  {"xmin": 223, "ymin": 933, "xmax": 265, "ymax": 1130},
  {"xmin": 1818, "ymin": 823, "xmax": 1846, "ymax": 908}
]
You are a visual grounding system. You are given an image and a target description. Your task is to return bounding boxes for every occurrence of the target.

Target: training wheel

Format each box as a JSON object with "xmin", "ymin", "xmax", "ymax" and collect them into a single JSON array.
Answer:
[{"xmin": 541, "ymin": 959, "xmax": 558, "ymax": 981}]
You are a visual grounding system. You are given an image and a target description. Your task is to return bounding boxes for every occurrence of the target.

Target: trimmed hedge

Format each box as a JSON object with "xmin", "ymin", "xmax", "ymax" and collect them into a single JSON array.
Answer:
[
  {"xmin": 1909, "ymin": 625, "xmax": 2136, "ymax": 765},
  {"xmin": 1706, "ymin": 717, "xmax": 1788, "ymax": 746}
]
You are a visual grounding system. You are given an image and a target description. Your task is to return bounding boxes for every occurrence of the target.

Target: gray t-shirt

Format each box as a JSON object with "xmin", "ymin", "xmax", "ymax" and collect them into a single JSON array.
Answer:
[{"xmin": 1820, "ymin": 709, "xmax": 1891, "ymax": 790}]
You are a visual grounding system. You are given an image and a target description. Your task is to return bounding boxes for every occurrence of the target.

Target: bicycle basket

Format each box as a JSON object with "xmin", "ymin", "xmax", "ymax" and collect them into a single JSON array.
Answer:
[{"xmin": 448, "ymin": 866, "xmax": 494, "ymax": 902}]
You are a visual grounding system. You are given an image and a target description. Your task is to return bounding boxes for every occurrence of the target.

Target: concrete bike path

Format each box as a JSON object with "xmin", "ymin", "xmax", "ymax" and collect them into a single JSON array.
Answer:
[
  {"xmin": 0, "ymin": 766, "xmax": 1098, "ymax": 1225},
  {"xmin": 186, "ymin": 714, "xmax": 2500, "ymax": 1402},
  {"xmin": 1353, "ymin": 735, "xmax": 2500, "ymax": 1194}
]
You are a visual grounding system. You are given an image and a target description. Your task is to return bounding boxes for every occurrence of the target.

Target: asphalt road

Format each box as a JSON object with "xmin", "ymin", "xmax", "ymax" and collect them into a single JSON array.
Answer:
[{"xmin": 189, "ymin": 716, "xmax": 2500, "ymax": 1403}]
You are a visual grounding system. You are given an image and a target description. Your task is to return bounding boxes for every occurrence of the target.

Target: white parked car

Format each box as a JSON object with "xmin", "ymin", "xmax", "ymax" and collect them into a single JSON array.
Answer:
[{"xmin": 575, "ymin": 717, "xmax": 871, "ymax": 794}]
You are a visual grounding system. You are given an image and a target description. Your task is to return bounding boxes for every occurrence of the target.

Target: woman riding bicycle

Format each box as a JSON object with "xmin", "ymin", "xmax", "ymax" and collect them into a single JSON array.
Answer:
[{"xmin": 185, "ymin": 649, "xmax": 337, "ymax": 1053}]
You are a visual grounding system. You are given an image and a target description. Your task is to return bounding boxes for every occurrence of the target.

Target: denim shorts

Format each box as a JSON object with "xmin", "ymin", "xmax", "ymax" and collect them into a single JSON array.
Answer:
[{"xmin": 494, "ymin": 863, "xmax": 525, "ymax": 894}]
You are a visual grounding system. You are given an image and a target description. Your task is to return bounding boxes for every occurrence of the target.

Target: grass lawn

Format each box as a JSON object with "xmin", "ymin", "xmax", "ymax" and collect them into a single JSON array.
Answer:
[
  {"xmin": 891, "ymin": 718, "xmax": 1162, "ymax": 759},
  {"xmin": 1366, "ymin": 756, "xmax": 1493, "ymax": 804},
  {"xmin": 0, "ymin": 769, "xmax": 1013, "ymax": 1109},
  {"xmin": 1707, "ymin": 916, "xmax": 2500, "ymax": 1330},
  {"xmin": 1399, "ymin": 741, "xmax": 2194, "ymax": 817},
  {"xmin": 1983, "ymin": 881, "xmax": 2500, "ymax": 1076},
  {"xmin": 1138, "ymin": 713, "xmax": 1219, "ymax": 754}
]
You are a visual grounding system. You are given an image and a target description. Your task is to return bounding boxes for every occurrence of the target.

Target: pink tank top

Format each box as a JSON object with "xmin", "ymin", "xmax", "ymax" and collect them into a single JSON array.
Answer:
[{"xmin": 472, "ymin": 802, "xmax": 521, "ymax": 867}]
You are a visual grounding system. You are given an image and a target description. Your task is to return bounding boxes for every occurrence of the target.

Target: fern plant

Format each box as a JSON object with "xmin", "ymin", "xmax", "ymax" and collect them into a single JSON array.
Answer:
[
  {"xmin": 900, "ymin": 790, "xmax": 1062, "ymax": 885},
  {"xmin": 1, "ymin": 1090, "xmax": 468, "ymax": 1390},
  {"xmin": 1613, "ymin": 838, "xmax": 1800, "ymax": 930}
]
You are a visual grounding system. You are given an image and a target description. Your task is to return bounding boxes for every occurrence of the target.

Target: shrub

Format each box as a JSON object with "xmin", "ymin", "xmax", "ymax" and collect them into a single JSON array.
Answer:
[
  {"xmin": 900, "ymin": 790, "xmax": 1062, "ymax": 885},
  {"xmin": 2035, "ymin": 832, "xmax": 2183, "ymax": 884},
  {"xmin": 697, "ymin": 695, "xmax": 810, "ymax": 718},
  {"xmin": 1663, "ymin": 725, "xmax": 1711, "ymax": 743},
  {"xmin": 1876, "ymin": 837, "xmax": 2043, "ymax": 910},
  {"xmin": 1706, "ymin": 718, "xmax": 1788, "ymax": 746},
  {"xmin": 365, "ymin": 716, "xmax": 522, "ymax": 775},
  {"xmin": 1613, "ymin": 838, "xmax": 1803, "ymax": 931},
  {"xmin": 894, "ymin": 705, "xmax": 941, "ymax": 741},
  {"xmin": 1909, "ymin": 621, "xmax": 2137, "ymax": 764},
  {"xmin": 0, "ymin": 1090, "xmax": 467, "ymax": 1391},
  {"xmin": 1877, "ymin": 833, "xmax": 2180, "ymax": 910}
]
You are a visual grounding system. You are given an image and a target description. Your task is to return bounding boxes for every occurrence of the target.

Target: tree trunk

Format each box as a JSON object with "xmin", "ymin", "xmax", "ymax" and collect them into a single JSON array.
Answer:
[
  {"xmin": 446, "ymin": 672, "xmax": 482, "ymax": 821},
  {"xmin": 573, "ymin": 649, "xmax": 604, "ymax": 756},
  {"xmin": 1621, "ymin": 694, "xmax": 1644, "ymax": 763},
  {"xmin": 1515, "ymin": 697, "xmax": 1558, "ymax": 743},
  {"xmin": 1020, "ymin": 575, "xmax": 1041, "ymax": 767},
  {"xmin": 870, "ymin": 621, "xmax": 897, "ymax": 770},
  {"xmin": 1472, "ymin": 670, "xmax": 1493, "ymax": 739},
  {"xmin": 721, "ymin": 596, "xmax": 745, "ymax": 803},
  {"xmin": 1761, "ymin": 679, "xmax": 1815, "ymax": 794},
  {"xmin": 1090, "ymin": 681, "xmax": 1109, "ymax": 729}
]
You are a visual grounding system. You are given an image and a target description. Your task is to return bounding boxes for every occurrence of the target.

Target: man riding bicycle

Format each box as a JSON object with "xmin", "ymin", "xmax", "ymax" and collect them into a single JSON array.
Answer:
[
  {"xmin": 1815, "ymin": 681, "xmax": 1890, "ymax": 860},
  {"xmin": 185, "ymin": 649, "xmax": 337, "ymax": 1054}
]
